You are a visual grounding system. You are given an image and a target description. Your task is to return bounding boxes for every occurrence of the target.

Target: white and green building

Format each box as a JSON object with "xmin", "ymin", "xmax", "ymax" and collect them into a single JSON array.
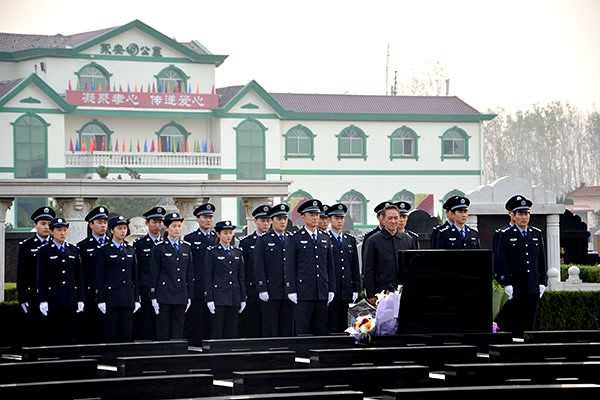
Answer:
[{"xmin": 0, "ymin": 19, "xmax": 495, "ymax": 230}]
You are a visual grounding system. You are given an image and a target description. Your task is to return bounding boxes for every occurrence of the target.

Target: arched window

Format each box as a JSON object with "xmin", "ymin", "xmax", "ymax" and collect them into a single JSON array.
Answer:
[
  {"xmin": 156, "ymin": 122, "xmax": 190, "ymax": 153},
  {"xmin": 392, "ymin": 189, "xmax": 416, "ymax": 205},
  {"xmin": 284, "ymin": 125, "xmax": 315, "ymax": 159},
  {"xmin": 440, "ymin": 126, "xmax": 470, "ymax": 160},
  {"xmin": 340, "ymin": 189, "xmax": 368, "ymax": 224},
  {"xmin": 337, "ymin": 125, "xmax": 367, "ymax": 160},
  {"xmin": 235, "ymin": 119, "xmax": 267, "ymax": 180},
  {"xmin": 77, "ymin": 120, "xmax": 113, "ymax": 151},
  {"xmin": 155, "ymin": 65, "xmax": 189, "ymax": 93},
  {"xmin": 76, "ymin": 63, "xmax": 111, "ymax": 91},
  {"xmin": 390, "ymin": 126, "xmax": 419, "ymax": 160}
]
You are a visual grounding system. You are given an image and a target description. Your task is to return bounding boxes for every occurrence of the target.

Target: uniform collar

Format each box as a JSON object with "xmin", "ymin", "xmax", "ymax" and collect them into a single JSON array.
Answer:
[
  {"xmin": 52, "ymin": 239, "xmax": 66, "ymax": 248},
  {"xmin": 92, "ymin": 233, "xmax": 107, "ymax": 243},
  {"xmin": 304, "ymin": 226, "xmax": 318, "ymax": 237},
  {"xmin": 255, "ymin": 230, "xmax": 267, "ymax": 237},
  {"xmin": 112, "ymin": 239, "xmax": 125, "ymax": 247},
  {"xmin": 198, "ymin": 228, "xmax": 213, "ymax": 236},
  {"xmin": 168, "ymin": 237, "xmax": 180, "ymax": 247},
  {"xmin": 220, "ymin": 243, "xmax": 232, "ymax": 251},
  {"xmin": 148, "ymin": 233, "xmax": 161, "ymax": 242},
  {"xmin": 330, "ymin": 229, "xmax": 343, "ymax": 240},
  {"xmin": 36, "ymin": 233, "xmax": 49, "ymax": 242}
]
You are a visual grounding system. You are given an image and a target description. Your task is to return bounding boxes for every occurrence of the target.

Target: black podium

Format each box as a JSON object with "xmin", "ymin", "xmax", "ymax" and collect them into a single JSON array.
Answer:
[{"xmin": 397, "ymin": 249, "xmax": 492, "ymax": 334}]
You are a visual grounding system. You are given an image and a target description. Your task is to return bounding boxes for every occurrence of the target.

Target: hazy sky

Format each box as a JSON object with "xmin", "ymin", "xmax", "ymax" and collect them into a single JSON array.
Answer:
[{"xmin": 2, "ymin": 0, "xmax": 599, "ymax": 113}]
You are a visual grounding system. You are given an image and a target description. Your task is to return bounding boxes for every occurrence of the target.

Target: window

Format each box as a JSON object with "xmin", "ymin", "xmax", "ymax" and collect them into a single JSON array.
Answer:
[
  {"xmin": 284, "ymin": 125, "xmax": 315, "ymax": 159},
  {"xmin": 156, "ymin": 122, "xmax": 189, "ymax": 152},
  {"xmin": 337, "ymin": 125, "xmax": 367, "ymax": 159},
  {"xmin": 390, "ymin": 126, "xmax": 419, "ymax": 160},
  {"xmin": 76, "ymin": 63, "xmax": 111, "ymax": 91},
  {"xmin": 392, "ymin": 190, "xmax": 416, "ymax": 205},
  {"xmin": 235, "ymin": 119, "xmax": 266, "ymax": 180},
  {"xmin": 441, "ymin": 126, "xmax": 470, "ymax": 160},
  {"xmin": 77, "ymin": 120, "xmax": 113, "ymax": 151},
  {"xmin": 340, "ymin": 190, "xmax": 367, "ymax": 224},
  {"xmin": 156, "ymin": 66, "xmax": 189, "ymax": 93}
]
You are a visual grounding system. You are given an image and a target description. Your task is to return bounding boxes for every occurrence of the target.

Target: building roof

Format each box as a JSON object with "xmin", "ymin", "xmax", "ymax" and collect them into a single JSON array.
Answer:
[
  {"xmin": 567, "ymin": 186, "xmax": 600, "ymax": 198},
  {"xmin": 0, "ymin": 27, "xmax": 115, "ymax": 52},
  {"xmin": 217, "ymin": 84, "xmax": 488, "ymax": 117},
  {"xmin": 0, "ymin": 78, "xmax": 22, "ymax": 98}
]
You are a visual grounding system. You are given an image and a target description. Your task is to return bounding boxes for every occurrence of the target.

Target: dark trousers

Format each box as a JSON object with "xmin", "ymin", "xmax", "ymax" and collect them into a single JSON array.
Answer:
[
  {"xmin": 260, "ymin": 299, "xmax": 294, "ymax": 337},
  {"xmin": 157, "ymin": 304, "xmax": 185, "ymax": 341},
  {"xmin": 103, "ymin": 305, "xmax": 133, "ymax": 343},
  {"xmin": 295, "ymin": 300, "xmax": 328, "ymax": 335},
  {"xmin": 184, "ymin": 288, "xmax": 210, "ymax": 345},
  {"xmin": 239, "ymin": 298, "xmax": 261, "ymax": 338},
  {"xmin": 509, "ymin": 293, "xmax": 539, "ymax": 336},
  {"xmin": 134, "ymin": 292, "xmax": 156, "ymax": 340},
  {"xmin": 328, "ymin": 298, "xmax": 350, "ymax": 333},
  {"xmin": 19, "ymin": 302, "xmax": 43, "ymax": 346},
  {"xmin": 211, "ymin": 306, "xmax": 239, "ymax": 339},
  {"xmin": 47, "ymin": 304, "xmax": 77, "ymax": 345},
  {"xmin": 79, "ymin": 291, "xmax": 100, "ymax": 344}
]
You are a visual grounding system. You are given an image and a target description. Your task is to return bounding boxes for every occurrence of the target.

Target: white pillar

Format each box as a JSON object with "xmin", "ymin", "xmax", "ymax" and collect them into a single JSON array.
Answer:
[
  {"xmin": 546, "ymin": 214, "xmax": 561, "ymax": 289},
  {"xmin": 242, "ymin": 197, "xmax": 272, "ymax": 234},
  {"xmin": 0, "ymin": 198, "xmax": 14, "ymax": 303},
  {"xmin": 174, "ymin": 197, "xmax": 209, "ymax": 236},
  {"xmin": 56, "ymin": 198, "xmax": 95, "ymax": 243}
]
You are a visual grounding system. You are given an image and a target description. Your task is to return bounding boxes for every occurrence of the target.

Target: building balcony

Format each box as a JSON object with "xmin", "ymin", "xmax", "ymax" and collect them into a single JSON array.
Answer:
[{"xmin": 65, "ymin": 151, "xmax": 221, "ymax": 169}]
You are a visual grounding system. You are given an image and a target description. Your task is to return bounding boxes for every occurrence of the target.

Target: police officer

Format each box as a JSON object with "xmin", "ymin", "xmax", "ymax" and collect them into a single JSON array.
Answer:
[
  {"xmin": 255, "ymin": 204, "xmax": 294, "ymax": 337},
  {"xmin": 184, "ymin": 203, "xmax": 217, "ymax": 344},
  {"xmin": 239, "ymin": 205, "xmax": 271, "ymax": 338},
  {"xmin": 285, "ymin": 199, "xmax": 336, "ymax": 335},
  {"xmin": 133, "ymin": 206, "xmax": 166, "ymax": 340},
  {"xmin": 37, "ymin": 218, "xmax": 84, "ymax": 344},
  {"xmin": 318, "ymin": 204, "xmax": 330, "ymax": 232},
  {"xmin": 205, "ymin": 220, "xmax": 246, "ymax": 339},
  {"xmin": 17, "ymin": 206, "xmax": 55, "ymax": 344},
  {"xmin": 496, "ymin": 195, "xmax": 547, "ymax": 336},
  {"xmin": 431, "ymin": 203, "xmax": 455, "ymax": 249},
  {"xmin": 326, "ymin": 203, "xmax": 360, "ymax": 333},
  {"xmin": 96, "ymin": 216, "xmax": 141, "ymax": 342},
  {"xmin": 394, "ymin": 201, "xmax": 421, "ymax": 243},
  {"xmin": 150, "ymin": 212, "xmax": 193, "ymax": 340},
  {"xmin": 78, "ymin": 205, "xmax": 110, "ymax": 343},
  {"xmin": 364, "ymin": 203, "xmax": 419, "ymax": 304},
  {"xmin": 361, "ymin": 201, "xmax": 391, "ymax": 270},
  {"xmin": 434, "ymin": 196, "xmax": 480, "ymax": 249}
]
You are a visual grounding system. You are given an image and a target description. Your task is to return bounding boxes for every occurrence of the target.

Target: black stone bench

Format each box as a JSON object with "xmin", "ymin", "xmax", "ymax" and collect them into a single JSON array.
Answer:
[
  {"xmin": 0, "ymin": 373, "xmax": 214, "ymax": 399},
  {"xmin": 116, "ymin": 350, "xmax": 295, "ymax": 378},
  {"xmin": 202, "ymin": 336, "xmax": 355, "ymax": 357},
  {"xmin": 444, "ymin": 361, "xmax": 600, "ymax": 385},
  {"xmin": 0, "ymin": 359, "xmax": 98, "ymax": 383},
  {"xmin": 524, "ymin": 330, "xmax": 600, "ymax": 343},
  {"xmin": 180, "ymin": 391, "xmax": 364, "ymax": 400},
  {"xmin": 20, "ymin": 340, "xmax": 189, "ymax": 362},
  {"xmin": 370, "ymin": 332, "xmax": 512, "ymax": 351},
  {"xmin": 489, "ymin": 343, "xmax": 600, "ymax": 362},
  {"xmin": 233, "ymin": 365, "xmax": 429, "ymax": 395},
  {"xmin": 382, "ymin": 384, "xmax": 600, "ymax": 399},
  {"xmin": 310, "ymin": 345, "xmax": 478, "ymax": 368}
]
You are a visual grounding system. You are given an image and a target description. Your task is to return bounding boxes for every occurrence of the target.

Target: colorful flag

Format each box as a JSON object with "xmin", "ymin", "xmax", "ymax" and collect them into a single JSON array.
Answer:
[
  {"xmin": 68, "ymin": 137, "xmax": 74, "ymax": 152},
  {"xmin": 136, "ymin": 140, "xmax": 141, "ymax": 153},
  {"xmin": 75, "ymin": 136, "xmax": 81, "ymax": 152},
  {"xmin": 114, "ymin": 138, "xmax": 119, "ymax": 152},
  {"xmin": 81, "ymin": 141, "xmax": 87, "ymax": 152},
  {"xmin": 89, "ymin": 137, "xmax": 96, "ymax": 153},
  {"xmin": 143, "ymin": 139, "xmax": 148, "ymax": 153},
  {"xmin": 121, "ymin": 140, "xmax": 126, "ymax": 153},
  {"xmin": 150, "ymin": 139, "xmax": 155, "ymax": 152}
]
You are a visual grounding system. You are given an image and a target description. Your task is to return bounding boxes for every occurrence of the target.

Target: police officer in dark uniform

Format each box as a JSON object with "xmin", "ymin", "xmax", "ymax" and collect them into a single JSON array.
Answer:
[
  {"xmin": 96, "ymin": 216, "xmax": 141, "ymax": 342},
  {"xmin": 496, "ymin": 195, "xmax": 547, "ymax": 336},
  {"xmin": 285, "ymin": 199, "xmax": 336, "ymax": 335},
  {"xmin": 205, "ymin": 220, "xmax": 247, "ymax": 339},
  {"xmin": 326, "ymin": 203, "xmax": 360, "ymax": 333},
  {"xmin": 255, "ymin": 204, "xmax": 294, "ymax": 337},
  {"xmin": 17, "ymin": 206, "xmax": 55, "ymax": 344},
  {"xmin": 318, "ymin": 204, "xmax": 330, "ymax": 232},
  {"xmin": 364, "ymin": 203, "xmax": 419, "ymax": 304},
  {"xmin": 150, "ymin": 212, "xmax": 193, "ymax": 340},
  {"xmin": 77, "ymin": 205, "xmax": 110, "ymax": 343},
  {"xmin": 239, "ymin": 205, "xmax": 271, "ymax": 337},
  {"xmin": 37, "ymin": 217, "xmax": 84, "ymax": 344},
  {"xmin": 362, "ymin": 201, "xmax": 390, "ymax": 250},
  {"xmin": 394, "ymin": 201, "xmax": 421, "ymax": 243},
  {"xmin": 184, "ymin": 203, "xmax": 217, "ymax": 344},
  {"xmin": 133, "ymin": 206, "xmax": 166, "ymax": 340},
  {"xmin": 434, "ymin": 196, "xmax": 480, "ymax": 249}
]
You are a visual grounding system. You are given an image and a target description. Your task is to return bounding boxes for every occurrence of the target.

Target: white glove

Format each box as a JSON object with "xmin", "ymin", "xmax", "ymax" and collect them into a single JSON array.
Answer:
[
  {"xmin": 207, "ymin": 301, "xmax": 216, "ymax": 314},
  {"xmin": 20, "ymin": 302, "xmax": 29, "ymax": 314},
  {"xmin": 151, "ymin": 298, "xmax": 160, "ymax": 315},
  {"xmin": 539, "ymin": 284, "xmax": 546, "ymax": 298},
  {"xmin": 133, "ymin": 302, "xmax": 141, "ymax": 314},
  {"xmin": 185, "ymin": 298, "xmax": 191, "ymax": 313},
  {"xmin": 77, "ymin": 301, "xmax": 85, "ymax": 313},
  {"xmin": 39, "ymin": 302, "xmax": 48, "ymax": 316},
  {"xmin": 288, "ymin": 293, "xmax": 298, "ymax": 304},
  {"xmin": 352, "ymin": 292, "xmax": 359, "ymax": 303},
  {"xmin": 328, "ymin": 291, "xmax": 335, "ymax": 304},
  {"xmin": 504, "ymin": 285, "xmax": 513, "ymax": 300},
  {"xmin": 97, "ymin": 302, "xmax": 106, "ymax": 315},
  {"xmin": 259, "ymin": 291, "xmax": 269, "ymax": 302},
  {"xmin": 239, "ymin": 301, "xmax": 246, "ymax": 314}
]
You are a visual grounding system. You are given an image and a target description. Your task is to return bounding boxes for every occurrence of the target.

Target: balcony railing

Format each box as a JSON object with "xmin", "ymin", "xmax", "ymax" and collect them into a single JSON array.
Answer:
[{"xmin": 65, "ymin": 151, "xmax": 221, "ymax": 168}]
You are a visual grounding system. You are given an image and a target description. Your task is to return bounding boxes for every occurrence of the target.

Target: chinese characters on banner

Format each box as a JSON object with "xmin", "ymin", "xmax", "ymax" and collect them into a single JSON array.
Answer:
[{"xmin": 66, "ymin": 90, "xmax": 219, "ymax": 110}]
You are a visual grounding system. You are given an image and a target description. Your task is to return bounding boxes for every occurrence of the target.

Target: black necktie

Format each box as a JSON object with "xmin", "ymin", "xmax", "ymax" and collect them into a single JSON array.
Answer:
[
  {"xmin": 174, "ymin": 242, "xmax": 180, "ymax": 252},
  {"xmin": 522, "ymin": 230, "xmax": 528, "ymax": 238}
]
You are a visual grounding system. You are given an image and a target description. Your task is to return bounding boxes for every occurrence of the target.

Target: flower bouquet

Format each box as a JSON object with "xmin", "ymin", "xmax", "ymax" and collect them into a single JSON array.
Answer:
[
  {"xmin": 492, "ymin": 279, "xmax": 509, "ymax": 332},
  {"xmin": 345, "ymin": 314, "xmax": 376, "ymax": 344},
  {"xmin": 374, "ymin": 286, "xmax": 402, "ymax": 336}
]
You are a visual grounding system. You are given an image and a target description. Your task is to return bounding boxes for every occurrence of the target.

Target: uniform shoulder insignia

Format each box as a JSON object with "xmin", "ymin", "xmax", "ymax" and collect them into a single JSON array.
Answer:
[
  {"xmin": 182, "ymin": 240, "xmax": 191, "ymax": 246},
  {"xmin": 531, "ymin": 226, "xmax": 542, "ymax": 232},
  {"xmin": 439, "ymin": 225, "xmax": 450, "ymax": 232},
  {"xmin": 207, "ymin": 245, "xmax": 214, "ymax": 251},
  {"xmin": 408, "ymin": 230, "xmax": 419, "ymax": 238},
  {"xmin": 156, "ymin": 240, "xmax": 164, "ymax": 245},
  {"xmin": 501, "ymin": 226, "xmax": 512, "ymax": 233},
  {"xmin": 346, "ymin": 233, "xmax": 356, "ymax": 240}
]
